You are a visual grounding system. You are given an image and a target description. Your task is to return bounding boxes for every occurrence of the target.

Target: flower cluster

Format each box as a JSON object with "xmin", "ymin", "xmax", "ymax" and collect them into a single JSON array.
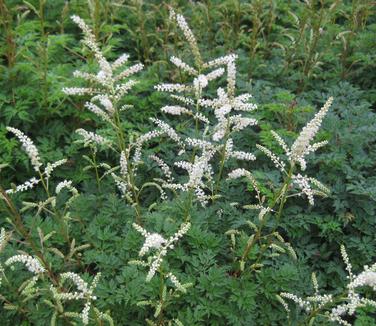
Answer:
[
  {"xmin": 75, "ymin": 128, "xmax": 111, "ymax": 148},
  {"xmin": 167, "ymin": 272, "xmax": 190, "ymax": 293},
  {"xmin": 0, "ymin": 228, "xmax": 8, "ymax": 253},
  {"xmin": 56, "ymin": 180, "xmax": 78, "ymax": 195},
  {"xmin": 0, "ymin": 228, "xmax": 9, "ymax": 287},
  {"xmin": 45, "ymin": 159, "xmax": 67, "ymax": 179},
  {"xmin": 131, "ymin": 222, "xmax": 191, "ymax": 282},
  {"xmin": 51, "ymin": 272, "xmax": 101, "ymax": 325},
  {"xmin": 289, "ymin": 97, "xmax": 333, "ymax": 170},
  {"xmin": 169, "ymin": 9, "xmax": 202, "ymax": 67},
  {"xmin": 63, "ymin": 15, "xmax": 143, "ymax": 138},
  {"xmin": 63, "ymin": 15, "xmax": 147, "ymax": 206},
  {"xmin": 251, "ymin": 97, "xmax": 333, "ymax": 206},
  {"xmin": 280, "ymin": 245, "xmax": 376, "ymax": 326},
  {"xmin": 132, "ymin": 224, "xmax": 167, "ymax": 257},
  {"xmin": 55, "ymin": 180, "xmax": 79, "ymax": 206},
  {"xmin": 5, "ymin": 177, "xmax": 40, "ymax": 194},
  {"xmin": 133, "ymin": 9, "xmax": 258, "ymax": 205},
  {"xmin": 263, "ymin": 97, "xmax": 333, "ymax": 173},
  {"xmin": 5, "ymin": 254, "xmax": 45, "ymax": 274},
  {"xmin": 6, "ymin": 127, "xmax": 42, "ymax": 171},
  {"xmin": 6, "ymin": 126, "xmax": 68, "ymax": 196},
  {"xmin": 328, "ymin": 246, "xmax": 376, "ymax": 325}
]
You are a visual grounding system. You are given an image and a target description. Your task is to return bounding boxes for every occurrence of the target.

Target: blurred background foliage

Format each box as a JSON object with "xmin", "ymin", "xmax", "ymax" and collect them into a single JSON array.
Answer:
[{"xmin": 0, "ymin": 0, "xmax": 375, "ymax": 325}]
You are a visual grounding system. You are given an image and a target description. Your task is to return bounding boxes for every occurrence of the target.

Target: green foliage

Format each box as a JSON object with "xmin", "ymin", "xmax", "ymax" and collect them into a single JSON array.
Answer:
[{"xmin": 0, "ymin": 1, "xmax": 375, "ymax": 325}]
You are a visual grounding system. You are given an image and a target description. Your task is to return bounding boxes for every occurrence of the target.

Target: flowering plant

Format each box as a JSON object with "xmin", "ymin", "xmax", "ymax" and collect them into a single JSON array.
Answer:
[{"xmin": 0, "ymin": 4, "xmax": 375, "ymax": 326}]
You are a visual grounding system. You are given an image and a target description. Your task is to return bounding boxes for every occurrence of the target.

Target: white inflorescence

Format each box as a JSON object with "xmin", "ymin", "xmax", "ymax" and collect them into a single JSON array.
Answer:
[
  {"xmin": 112, "ymin": 53, "xmax": 130, "ymax": 69},
  {"xmin": 230, "ymin": 150, "xmax": 256, "ymax": 161},
  {"xmin": 62, "ymin": 87, "xmax": 96, "ymax": 96},
  {"xmin": 120, "ymin": 151, "xmax": 128, "ymax": 178},
  {"xmin": 165, "ymin": 151, "xmax": 214, "ymax": 206},
  {"xmin": 96, "ymin": 95, "xmax": 114, "ymax": 115},
  {"xmin": 115, "ymin": 63, "xmax": 144, "ymax": 81},
  {"xmin": 281, "ymin": 245, "xmax": 376, "ymax": 326},
  {"xmin": 111, "ymin": 173, "xmax": 128, "ymax": 197},
  {"xmin": 64, "ymin": 14, "xmax": 144, "ymax": 160},
  {"xmin": 0, "ymin": 228, "xmax": 8, "ymax": 253},
  {"xmin": 193, "ymin": 74, "xmax": 209, "ymax": 93},
  {"xmin": 230, "ymin": 116, "xmax": 257, "ymax": 131},
  {"xmin": 292, "ymin": 174, "xmax": 314, "ymax": 206},
  {"xmin": 133, "ymin": 222, "xmax": 191, "ymax": 282},
  {"xmin": 72, "ymin": 70, "xmax": 97, "ymax": 82},
  {"xmin": 161, "ymin": 105, "xmax": 190, "ymax": 116},
  {"xmin": 340, "ymin": 245, "xmax": 353, "ymax": 280},
  {"xmin": 60, "ymin": 272, "xmax": 90, "ymax": 297},
  {"xmin": 7, "ymin": 127, "xmax": 42, "ymax": 171},
  {"xmin": 147, "ymin": 9, "xmax": 258, "ymax": 207},
  {"xmin": 150, "ymin": 118, "xmax": 181, "ymax": 143},
  {"xmin": 205, "ymin": 67, "xmax": 225, "ymax": 82},
  {"xmin": 81, "ymin": 302, "xmax": 92, "ymax": 325},
  {"xmin": 227, "ymin": 168, "xmax": 251, "ymax": 179},
  {"xmin": 170, "ymin": 56, "xmax": 197, "ymax": 75},
  {"xmin": 256, "ymin": 144, "xmax": 286, "ymax": 172},
  {"xmin": 185, "ymin": 138, "xmax": 214, "ymax": 151},
  {"xmin": 149, "ymin": 155, "xmax": 173, "ymax": 182},
  {"xmin": 226, "ymin": 54, "xmax": 237, "ymax": 98},
  {"xmin": 5, "ymin": 177, "xmax": 40, "ymax": 194},
  {"xmin": 84, "ymin": 102, "xmax": 112, "ymax": 123},
  {"xmin": 194, "ymin": 112, "xmax": 210, "ymax": 124},
  {"xmin": 280, "ymin": 292, "xmax": 312, "ymax": 312},
  {"xmin": 139, "ymin": 233, "xmax": 167, "ymax": 256},
  {"xmin": 350, "ymin": 270, "xmax": 376, "ymax": 290},
  {"xmin": 132, "ymin": 224, "xmax": 167, "ymax": 257},
  {"xmin": 198, "ymin": 84, "xmax": 257, "ymax": 143},
  {"xmin": 70, "ymin": 15, "xmax": 111, "ymax": 78},
  {"xmin": 290, "ymin": 97, "xmax": 333, "ymax": 170},
  {"xmin": 203, "ymin": 53, "xmax": 237, "ymax": 69},
  {"xmin": 169, "ymin": 9, "xmax": 202, "ymax": 67},
  {"xmin": 114, "ymin": 80, "xmax": 139, "ymax": 101},
  {"xmin": 155, "ymin": 83, "xmax": 190, "ymax": 93},
  {"xmin": 133, "ymin": 130, "xmax": 163, "ymax": 163},
  {"xmin": 76, "ymin": 129, "xmax": 110, "ymax": 147},
  {"xmin": 5, "ymin": 254, "xmax": 45, "ymax": 274},
  {"xmin": 56, "ymin": 180, "xmax": 78, "ymax": 196},
  {"xmin": 44, "ymin": 159, "xmax": 67, "ymax": 179},
  {"xmin": 167, "ymin": 272, "xmax": 187, "ymax": 293},
  {"xmin": 271, "ymin": 131, "xmax": 290, "ymax": 155},
  {"xmin": 51, "ymin": 272, "xmax": 101, "ymax": 325}
]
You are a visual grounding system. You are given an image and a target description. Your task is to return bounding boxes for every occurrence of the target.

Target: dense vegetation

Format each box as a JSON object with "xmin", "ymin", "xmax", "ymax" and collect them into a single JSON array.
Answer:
[{"xmin": 0, "ymin": 1, "xmax": 375, "ymax": 325}]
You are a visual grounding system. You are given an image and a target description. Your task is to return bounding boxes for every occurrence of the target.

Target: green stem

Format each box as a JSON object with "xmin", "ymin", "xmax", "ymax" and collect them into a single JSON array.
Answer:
[
  {"xmin": 111, "ymin": 97, "xmax": 142, "ymax": 224},
  {"xmin": 38, "ymin": 171, "xmax": 70, "ymax": 243},
  {"xmin": 0, "ymin": 185, "xmax": 58, "ymax": 285},
  {"xmin": 184, "ymin": 190, "xmax": 194, "ymax": 223},
  {"xmin": 298, "ymin": 294, "xmax": 347, "ymax": 326},
  {"xmin": 239, "ymin": 164, "xmax": 294, "ymax": 272},
  {"xmin": 156, "ymin": 271, "xmax": 165, "ymax": 325},
  {"xmin": 91, "ymin": 149, "xmax": 101, "ymax": 191},
  {"xmin": 213, "ymin": 120, "xmax": 232, "ymax": 196}
]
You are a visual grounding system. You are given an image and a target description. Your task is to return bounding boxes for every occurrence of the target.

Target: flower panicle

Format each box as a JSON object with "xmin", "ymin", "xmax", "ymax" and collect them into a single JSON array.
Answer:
[
  {"xmin": 64, "ymin": 15, "xmax": 143, "ymax": 123},
  {"xmin": 51, "ymin": 271, "xmax": 101, "ymax": 325},
  {"xmin": 169, "ymin": 9, "xmax": 202, "ymax": 67},
  {"xmin": 6, "ymin": 177, "xmax": 40, "ymax": 195},
  {"xmin": 75, "ymin": 129, "xmax": 111, "ymax": 147},
  {"xmin": 280, "ymin": 245, "xmax": 376, "ymax": 325},
  {"xmin": 6, "ymin": 127, "xmax": 42, "ymax": 172},
  {"xmin": 133, "ymin": 222, "xmax": 191, "ymax": 282},
  {"xmin": 290, "ymin": 97, "xmax": 333, "ymax": 169},
  {"xmin": 5, "ymin": 254, "xmax": 45, "ymax": 274},
  {"xmin": 0, "ymin": 228, "xmax": 10, "ymax": 253}
]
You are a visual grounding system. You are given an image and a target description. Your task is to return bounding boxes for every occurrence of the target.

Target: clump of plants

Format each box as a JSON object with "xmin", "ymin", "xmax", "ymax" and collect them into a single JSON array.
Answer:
[{"xmin": 0, "ymin": 5, "xmax": 375, "ymax": 326}]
